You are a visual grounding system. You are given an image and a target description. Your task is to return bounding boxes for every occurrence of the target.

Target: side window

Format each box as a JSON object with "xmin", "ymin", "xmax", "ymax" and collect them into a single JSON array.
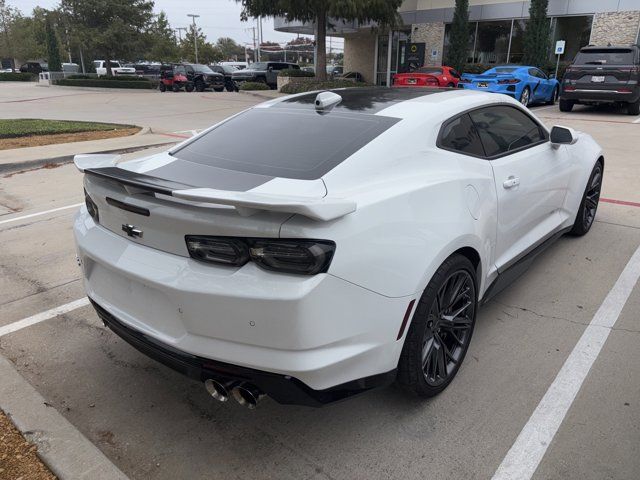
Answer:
[
  {"xmin": 450, "ymin": 69, "xmax": 460, "ymax": 78},
  {"xmin": 536, "ymin": 69, "xmax": 548, "ymax": 79},
  {"xmin": 469, "ymin": 106, "xmax": 547, "ymax": 157},
  {"xmin": 528, "ymin": 68, "xmax": 538, "ymax": 77},
  {"xmin": 438, "ymin": 114, "xmax": 485, "ymax": 157}
]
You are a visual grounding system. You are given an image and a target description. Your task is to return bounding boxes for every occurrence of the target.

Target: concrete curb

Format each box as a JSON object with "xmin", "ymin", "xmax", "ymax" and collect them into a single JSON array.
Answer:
[
  {"xmin": 0, "ymin": 354, "xmax": 129, "ymax": 479},
  {"xmin": 238, "ymin": 90, "xmax": 285, "ymax": 100},
  {"xmin": 0, "ymin": 141, "xmax": 176, "ymax": 175}
]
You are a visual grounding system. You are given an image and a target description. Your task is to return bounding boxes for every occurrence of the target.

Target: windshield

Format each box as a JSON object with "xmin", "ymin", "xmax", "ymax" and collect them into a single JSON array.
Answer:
[
  {"xmin": 221, "ymin": 65, "xmax": 237, "ymax": 73},
  {"xmin": 172, "ymin": 108, "xmax": 399, "ymax": 180},
  {"xmin": 416, "ymin": 67, "xmax": 442, "ymax": 74},
  {"xmin": 193, "ymin": 64, "xmax": 214, "ymax": 74},
  {"xmin": 174, "ymin": 66, "xmax": 186, "ymax": 75},
  {"xmin": 573, "ymin": 49, "xmax": 635, "ymax": 65},
  {"xmin": 250, "ymin": 62, "xmax": 268, "ymax": 70}
]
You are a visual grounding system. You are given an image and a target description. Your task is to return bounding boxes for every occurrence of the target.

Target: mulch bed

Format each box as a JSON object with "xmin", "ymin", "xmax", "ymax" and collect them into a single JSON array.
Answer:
[
  {"xmin": 0, "ymin": 409, "xmax": 56, "ymax": 479},
  {"xmin": 0, "ymin": 127, "xmax": 141, "ymax": 151}
]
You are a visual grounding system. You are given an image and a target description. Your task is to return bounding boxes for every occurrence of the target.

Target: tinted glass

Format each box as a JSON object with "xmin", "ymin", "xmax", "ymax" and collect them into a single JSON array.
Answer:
[
  {"xmin": 469, "ymin": 106, "xmax": 546, "ymax": 157},
  {"xmin": 417, "ymin": 67, "xmax": 443, "ymax": 74},
  {"xmin": 193, "ymin": 64, "xmax": 214, "ymax": 74},
  {"xmin": 439, "ymin": 114, "xmax": 485, "ymax": 157},
  {"xmin": 573, "ymin": 49, "xmax": 635, "ymax": 65},
  {"xmin": 172, "ymin": 109, "xmax": 400, "ymax": 180},
  {"xmin": 492, "ymin": 67, "xmax": 517, "ymax": 74},
  {"xmin": 251, "ymin": 62, "xmax": 268, "ymax": 70}
]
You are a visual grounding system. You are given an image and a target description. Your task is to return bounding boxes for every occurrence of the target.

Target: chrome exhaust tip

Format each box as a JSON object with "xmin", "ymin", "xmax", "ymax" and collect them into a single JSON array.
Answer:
[
  {"xmin": 231, "ymin": 383, "xmax": 265, "ymax": 409},
  {"xmin": 204, "ymin": 379, "xmax": 237, "ymax": 402}
]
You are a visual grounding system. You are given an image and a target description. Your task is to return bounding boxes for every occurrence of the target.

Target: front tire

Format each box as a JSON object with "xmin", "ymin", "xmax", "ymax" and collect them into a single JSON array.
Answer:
[
  {"xmin": 195, "ymin": 81, "xmax": 205, "ymax": 92},
  {"xmin": 158, "ymin": 82, "xmax": 166, "ymax": 92},
  {"xmin": 569, "ymin": 160, "xmax": 603, "ymax": 236},
  {"xmin": 397, "ymin": 254, "xmax": 477, "ymax": 398},
  {"xmin": 185, "ymin": 83, "xmax": 194, "ymax": 92},
  {"xmin": 559, "ymin": 98, "xmax": 574, "ymax": 112},
  {"xmin": 546, "ymin": 86, "xmax": 559, "ymax": 105},
  {"xmin": 520, "ymin": 87, "xmax": 531, "ymax": 106}
]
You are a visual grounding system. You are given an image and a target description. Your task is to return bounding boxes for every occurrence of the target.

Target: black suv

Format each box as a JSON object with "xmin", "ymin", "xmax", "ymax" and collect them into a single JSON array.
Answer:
[
  {"xmin": 182, "ymin": 63, "xmax": 225, "ymax": 92},
  {"xmin": 560, "ymin": 45, "xmax": 640, "ymax": 115},
  {"xmin": 231, "ymin": 62, "xmax": 300, "ymax": 89},
  {"xmin": 210, "ymin": 64, "xmax": 238, "ymax": 92},
  {"xmin": 20, "ymin": 62, "xmax": 48, "ymax": 74}
]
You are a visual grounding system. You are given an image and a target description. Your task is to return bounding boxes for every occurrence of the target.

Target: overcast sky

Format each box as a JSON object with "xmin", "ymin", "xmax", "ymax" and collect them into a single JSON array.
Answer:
[{"xmin": 8, "ymin": 0, "xmax": 343, "ymax": 50}]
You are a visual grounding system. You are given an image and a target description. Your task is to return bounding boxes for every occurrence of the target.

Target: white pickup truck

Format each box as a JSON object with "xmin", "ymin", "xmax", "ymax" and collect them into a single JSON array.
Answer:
[{"xmin": 93, "ymin": 60, "xmax": 136, "ymax": 77}]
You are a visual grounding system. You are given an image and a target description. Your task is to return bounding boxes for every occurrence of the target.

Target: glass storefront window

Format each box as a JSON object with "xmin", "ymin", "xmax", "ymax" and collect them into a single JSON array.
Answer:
[
  {"xmin": 551, "ymin": 16, "xmax": 593, "ymax": 62},
  {"xmin": 508, "ymin": 20, "xmax": 527, "ymax": 64},
  {"xmin": 475, "ymin": 20, "xmax": 512, "ymax": 65},
  {"xmin": 443, "ymin": 22, "xmax": 477, "ymax": 64}
]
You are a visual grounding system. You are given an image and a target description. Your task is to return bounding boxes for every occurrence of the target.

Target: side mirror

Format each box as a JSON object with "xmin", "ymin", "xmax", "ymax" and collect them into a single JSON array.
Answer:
[
  {"xmin": 550, "ymin": 126, "xmax": 578, "ymax": 147},
  {"xmin": 268, "ymin": 66, "xmax": 273, "ymax": 71}
]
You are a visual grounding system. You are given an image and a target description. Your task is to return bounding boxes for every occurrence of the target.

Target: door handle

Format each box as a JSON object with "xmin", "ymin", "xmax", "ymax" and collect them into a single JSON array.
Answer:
[{"xmin": 503, "ymin": 176, "xmax": 520, "ymax": 189}]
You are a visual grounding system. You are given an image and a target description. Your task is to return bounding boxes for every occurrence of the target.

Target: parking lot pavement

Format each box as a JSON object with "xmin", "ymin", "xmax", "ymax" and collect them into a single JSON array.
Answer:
[
  {"xmin": 0, "ymin": 82, "xmax": 265, "ymax": 134},
  {"xmin": 0, "ymin": 103, "xmax": 638, "ymax": 479}
]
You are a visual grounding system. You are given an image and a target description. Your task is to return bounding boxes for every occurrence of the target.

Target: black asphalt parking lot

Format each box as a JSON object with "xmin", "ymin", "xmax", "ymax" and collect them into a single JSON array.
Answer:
[{"xmin": 1, "ymin": 87, "xmax": 639, "ymax": 480}]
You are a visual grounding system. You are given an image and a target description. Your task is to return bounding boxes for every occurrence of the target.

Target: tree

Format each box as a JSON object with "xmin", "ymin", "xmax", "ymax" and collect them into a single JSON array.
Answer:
[
  {"xmin": 45, "ymin": 15, "xmax": 61, "ymax": 70},
  {"xmin": 145, "ymin": 11, "xmax": 180, "ymax": 62},
  {"xmin": 237, "ymin": 0, "xmax": 402, "ymax": 81},
  {"xmin": 522, "ymin": 0, "xmax": 550, "ymax": 68},
  {"xmin": 180, "ymin": 25, "xmax": 222, "ymax": 64},
  {"xmin": 59, "ymin": 0, "xmax": 154, "ymax": 75},
  {"xmin": 216, "ymin": 37, "xmax": 245, "ymax": 61},
  {"xmin": 447, "ymin": 0, "xmax": 469, "ymax": 72}
]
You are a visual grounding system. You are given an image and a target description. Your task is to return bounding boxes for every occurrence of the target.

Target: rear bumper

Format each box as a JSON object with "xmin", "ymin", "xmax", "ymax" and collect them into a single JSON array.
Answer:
[
  {"xmin": 92, "ymin": 298, "xmax": 396, "ymax": 407},
  {"xmin": 74, "ymin": 209, "xmax": 412, "ymax": 394},
  {"xmin": 560, "ymin": 87, "xmax": 640, "ymax": 103}
]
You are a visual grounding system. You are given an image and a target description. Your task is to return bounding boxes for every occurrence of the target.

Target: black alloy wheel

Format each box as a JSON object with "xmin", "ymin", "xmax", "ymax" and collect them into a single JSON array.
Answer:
[
  {"xmin": 397, "ymin": 254, "xmax": 477, "ymax": 397},
  {"xmin": 570, "ymin": 161, "xmax": 603, "ymax": 236}
]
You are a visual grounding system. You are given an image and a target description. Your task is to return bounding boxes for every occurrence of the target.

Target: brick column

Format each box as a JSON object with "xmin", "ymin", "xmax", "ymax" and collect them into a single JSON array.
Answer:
[{"xmin": 411, "ymin": 23, "xmax": 446, "ymax": 67}]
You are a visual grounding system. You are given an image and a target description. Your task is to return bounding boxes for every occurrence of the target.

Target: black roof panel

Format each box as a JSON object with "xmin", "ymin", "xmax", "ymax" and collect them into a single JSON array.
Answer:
[{"xmin": 275, "ymin": 87, "xmax": 445, "ymax": 114}]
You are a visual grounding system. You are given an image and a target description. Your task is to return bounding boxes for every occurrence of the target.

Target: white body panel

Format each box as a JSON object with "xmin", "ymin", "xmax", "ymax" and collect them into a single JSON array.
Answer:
[{"xmin": 73, "ymin": 89, "xmax": 603, "ymax": 394}]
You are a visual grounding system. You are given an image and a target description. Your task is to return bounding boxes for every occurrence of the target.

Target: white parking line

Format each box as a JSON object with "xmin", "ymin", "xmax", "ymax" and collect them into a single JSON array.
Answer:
[
  {"xmin": 633, "ymin": 117, "xmax": 640, "ymax": 124},
  {"xmin": 492, "ymin": 244, "xmax": 640, "ymax": 480},
  {"xmin": 0, "ymin": 203, "xmax": 82, "ymax": 226},
  {"xmin": 0, "ymin": 298, "xmax": 89, "ymax": 337}
]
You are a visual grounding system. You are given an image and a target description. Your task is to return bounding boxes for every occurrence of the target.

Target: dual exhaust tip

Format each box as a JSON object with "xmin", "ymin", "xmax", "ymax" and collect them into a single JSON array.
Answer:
[{"xmin": 204, "ymin": 378, "xmax": 265, "ymax": 409}]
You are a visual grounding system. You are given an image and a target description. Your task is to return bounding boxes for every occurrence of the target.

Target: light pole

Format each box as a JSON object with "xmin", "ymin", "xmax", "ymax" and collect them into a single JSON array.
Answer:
[{"xmin": 187, "ymin": 14, "xmax": 200, "ymax": 63}]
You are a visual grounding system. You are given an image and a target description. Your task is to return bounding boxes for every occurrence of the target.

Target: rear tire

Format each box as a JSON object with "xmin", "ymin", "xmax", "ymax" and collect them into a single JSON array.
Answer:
[
  {"xmin": 519, "ymin": 87, "xmax": 531, "ymax": 106},
  {"xmin": 569, "ymin": 160, "xmax": 603, "ymax": 236},
  {"xmin": 158, "ymin": 82, "xmax": 166, "ymax": 92},
  {"xmin": 627, "ymin": 100, "xmax": 640, "ymax": 115},
  {"xmin": 397, "ymin": 254, "xmax": 477, "ymax": 398},
  {"xmin": 195, "ymin": 81, "xmax": 205, "ymax": 92},
  {"xmin": 546, "ymin": 86, "xmax": 559, "ymax": 105},
  {"xmin": 172, "ymin": 83, "xmax": 181, "ymax": 92},
  {"xmin": 185, "ymin": 83, "xmax": 194, "ymax": 92},
  {"xmin": 447, "ymin": 83, "xmax": 455, "ymax": 88},
  {"xmin": 559, "ymin": 98, "xmax": 574, "ymax": 112}
]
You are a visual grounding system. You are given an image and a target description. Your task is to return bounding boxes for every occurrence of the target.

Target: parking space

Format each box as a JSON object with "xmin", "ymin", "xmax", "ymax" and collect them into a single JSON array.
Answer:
[{"xmin": 0, "ymin": 89, "xmax": 639, "ymax": 479}]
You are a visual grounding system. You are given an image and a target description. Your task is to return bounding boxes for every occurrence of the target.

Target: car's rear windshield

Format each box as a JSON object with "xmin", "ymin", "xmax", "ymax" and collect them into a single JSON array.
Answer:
[
  {"xmin": 573, "ymin": 49, "xmax": 635, "ymax": 65},
  {"xmin": 172, "ymin": 108, "xmax": 399, "ymax": 180},
  {"xmin": 416, "ymin": 67, "xmax": 442, "ymax": 74}
]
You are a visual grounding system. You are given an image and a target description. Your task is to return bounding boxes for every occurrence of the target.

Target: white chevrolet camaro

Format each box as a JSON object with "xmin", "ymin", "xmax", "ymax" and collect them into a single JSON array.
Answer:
[{"xmin": 73, "ymin": 88, "xmax": 604, "ymax": 408}]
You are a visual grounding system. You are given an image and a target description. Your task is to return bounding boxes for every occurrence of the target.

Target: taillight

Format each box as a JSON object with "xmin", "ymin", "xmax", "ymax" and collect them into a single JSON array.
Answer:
[
  {"xmin": 564, "ymin": 86, "xmax": 576, "ymax": 91},
  {"xmin": 185, "ymin": 236, "xmax": 336, "ymax": 275},
  {"xmin": 498, "ymin": 78, "xmax": 520, "ymax": 84},
  {"xmin": 84, "ymin": 188, "xmax": 99, "ymax": 223}
]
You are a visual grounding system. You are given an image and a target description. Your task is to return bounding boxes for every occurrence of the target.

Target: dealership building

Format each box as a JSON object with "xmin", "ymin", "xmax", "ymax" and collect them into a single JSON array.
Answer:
[{"xmin": 275, "ymin": 0, "xmax": 640, "ymax": 85}]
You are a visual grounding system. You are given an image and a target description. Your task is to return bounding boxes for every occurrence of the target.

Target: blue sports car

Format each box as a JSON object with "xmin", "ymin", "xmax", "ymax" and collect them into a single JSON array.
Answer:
[{"xmin": 459, "ymin": 65, "xmax": 560, "ymax": 106}]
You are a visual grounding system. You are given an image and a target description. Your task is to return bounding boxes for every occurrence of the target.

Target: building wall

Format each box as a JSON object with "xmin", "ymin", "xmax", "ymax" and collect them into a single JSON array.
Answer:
[
  {"xmin": 343, "ymin": 32, "xmax": 377, "ymax": 83},
  {"xmin": 411, "ymin": 23, "xmax": 446, "ymax": 66},
  {"xmin": 590, "ymin": 11, "xmax": 640, "ymax": 46}
]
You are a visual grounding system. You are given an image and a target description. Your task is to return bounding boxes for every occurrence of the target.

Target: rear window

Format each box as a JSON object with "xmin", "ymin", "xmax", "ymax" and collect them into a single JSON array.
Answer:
[
  {"xmin": 172, "ymin": 108, "xmax": 399, "ymax": 180},
  {"xmin": 573, "ymin": 49, "xmax": 635, "ymax": 65},
  {"xmin": 417, "ymin": 67, "xmax": 442, "ymax": 74},
  {"xmin": 493, "ymin": 67, "xmax": 517, "ymax": 74}
]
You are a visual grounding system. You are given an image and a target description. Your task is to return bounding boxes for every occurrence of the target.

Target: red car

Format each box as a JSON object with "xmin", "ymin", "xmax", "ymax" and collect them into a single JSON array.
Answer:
[{"xmin": 393, "ymin": 66, "xmax": 461, "ymax": 88}]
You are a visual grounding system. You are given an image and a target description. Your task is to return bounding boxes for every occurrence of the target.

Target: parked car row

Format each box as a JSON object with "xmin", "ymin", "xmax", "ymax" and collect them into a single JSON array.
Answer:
[
  {"xmin": 392, "ymin": 44, "xmax": 639, "ymax": 115},
  {"xmin": 157, "ymin": 63, "xmax": 225, "ymax": 93}
]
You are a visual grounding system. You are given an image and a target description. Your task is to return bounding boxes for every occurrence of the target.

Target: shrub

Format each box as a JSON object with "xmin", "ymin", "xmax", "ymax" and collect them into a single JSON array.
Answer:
[
  {"xmin": 461, "ymin": 64, "xmax": 490, "ymax": 75},
  {"xmin": 55, "ymin": 79, "xmax": 153, "ymax": 89},
  {"xmin": 278, "ymin": 69, "xmax": 315, "ymax": 78},
  {"xmin": 0, "ymin": 72, "xmax": 37, "ymax": 82},
  {"xmin": 280, "ymin": 80, "xmax": 372, "ymax": 95},
  {"xmin": 239, "ymin": 81, "xmax": 270, "ymax": 91}
]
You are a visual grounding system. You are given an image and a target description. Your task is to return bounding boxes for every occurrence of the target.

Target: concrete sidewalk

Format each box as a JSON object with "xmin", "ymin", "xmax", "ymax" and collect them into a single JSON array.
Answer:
[{"xmin": 0, "ymin": 129, "xmax": 181, "ymax": 174}]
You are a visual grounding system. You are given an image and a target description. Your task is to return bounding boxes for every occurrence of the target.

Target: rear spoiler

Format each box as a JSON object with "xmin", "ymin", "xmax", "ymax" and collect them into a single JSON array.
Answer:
[
  {"xmin": 75, "ymin": 155, "xmax": 356, "ymax": 222},
  {"xmin": 172, "ymin": 188, "xmax": 356, "ymax": 221}
]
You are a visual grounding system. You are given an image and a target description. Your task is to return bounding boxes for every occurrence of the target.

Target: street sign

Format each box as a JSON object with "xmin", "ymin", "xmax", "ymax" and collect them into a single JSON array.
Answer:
[{"xmin": 555, "ymin": 40, "xmax": 566, "ymax": 55}]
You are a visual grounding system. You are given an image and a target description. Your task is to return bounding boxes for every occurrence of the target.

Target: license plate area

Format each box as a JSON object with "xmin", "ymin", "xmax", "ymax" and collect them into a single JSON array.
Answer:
[
  {"xmin": 407, "ymin": 78, "xmax": 417, "ymax": 84},
  {"xmin": 591, "ymin": 76, "xmax": 605, "ymax": 83},
  {"xmin": 478, "ymin": 82, "xmax": 488, "ymax": 88}
]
